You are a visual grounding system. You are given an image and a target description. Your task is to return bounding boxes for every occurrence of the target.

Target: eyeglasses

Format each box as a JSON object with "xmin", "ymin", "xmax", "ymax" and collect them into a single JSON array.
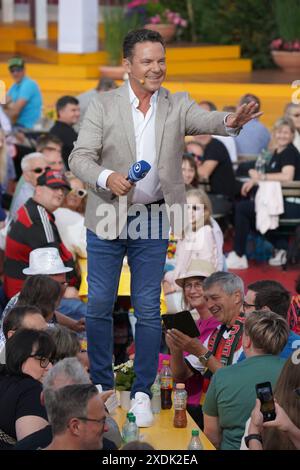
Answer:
[
  {"xmin": 29, "ymin": 355, "xmax": 52, "ymax": 368},
  {"xmin": 76, "ymin": 416, "xmax": 106, "ymax": 426},
  {"xmin": 184, "ymin": 151, "xmax": 203, "ymax": 161},
  {"xmin": 69, "ymin": 188, "xmax": 87, "ymax": 198},
  {"xmin": 243, "ymin": 301, "xmax": 256, "ymax": 310},
  {"xmin": 184, "ymin": 281, "xmax": 204, "ymax": 290}
]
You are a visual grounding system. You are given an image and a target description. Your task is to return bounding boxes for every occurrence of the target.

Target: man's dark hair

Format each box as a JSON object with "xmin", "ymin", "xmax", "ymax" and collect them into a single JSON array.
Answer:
[
  {"xmin": 254, "ymin": 285, "xmax": 291, "ymax": 319},
  {"xmin": 36, "ymin": 134, "xmax": 63, "ymax": 152},
  {"xmin": 248, "ymin": 280, "xmax": 284, "ymax": 293},
  {"xmin": 239, "ymin": 93, "xmax": 261, "ymax": 112},
  {"xmin": 123, "ymin": 28, "xmax": 165, "ymax": 60},
  {"xmin": 18, "ymin": 275, "xmax": 62, "ymax": 319},
  {"xmin": 3, "ymin": 305, "xmax": 42, "ymax": 340},
  {"xmin": 2, "ymin": 329, "xmax": 55, "ymax": 376},
  {"xmin": 56, "ymin": 96, "xmax": 79, "ymax": 116}
]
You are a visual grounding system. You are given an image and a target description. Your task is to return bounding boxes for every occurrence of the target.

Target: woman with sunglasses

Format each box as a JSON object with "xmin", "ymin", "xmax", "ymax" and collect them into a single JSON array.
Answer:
[
  {"xmin": 0, "ymin": 329, "xmax": 55, "ymax": 449},
  {"xmin": 54, "ymin": 172, "xmax": 87, "ymax": 259}
]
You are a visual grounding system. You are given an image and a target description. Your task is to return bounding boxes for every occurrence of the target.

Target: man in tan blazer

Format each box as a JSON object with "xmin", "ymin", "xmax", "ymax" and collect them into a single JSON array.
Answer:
[{"xmin": 69, "ymin": 28, "xmax": 261, "ymax": 427}]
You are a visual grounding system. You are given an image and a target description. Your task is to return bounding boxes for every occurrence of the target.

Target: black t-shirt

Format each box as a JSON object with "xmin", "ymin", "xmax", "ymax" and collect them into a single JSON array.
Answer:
[
  {"xmin": 14, "ymin": 424, "xmax": 118, "ymax": 450},
  {"xmin": 266, "ymin": 143, "xmax": 300, "ymax": 180},
  {"xmin": 49, "ymin": 120, "xmax": 78, "ymax": 170},
  {"xmin": 0, "ymin": 374, "xmax": 47, "ymax": 449},
  {"xmin": 203, "ymin": 138, "xmax": 236, "ymax": 198}
]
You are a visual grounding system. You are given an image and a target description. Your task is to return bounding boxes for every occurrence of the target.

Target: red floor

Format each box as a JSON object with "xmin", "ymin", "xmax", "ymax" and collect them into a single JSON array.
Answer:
[{"xmin": 228, "ymin": 261, "xmax": 299, "ymax": 294}]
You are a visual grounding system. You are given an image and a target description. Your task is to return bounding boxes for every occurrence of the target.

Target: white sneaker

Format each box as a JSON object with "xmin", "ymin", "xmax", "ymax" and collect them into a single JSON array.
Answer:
[
  {"xmin": 226, "ymin": 251, "xmax": 249, "ymax": 269},
  {"xmin": 268, "ymin": 249, "xmax": 287, "ymax": 266},
  {"xmin": 130, "ymin": 392, "xmax": 154, "ymax": 427}
]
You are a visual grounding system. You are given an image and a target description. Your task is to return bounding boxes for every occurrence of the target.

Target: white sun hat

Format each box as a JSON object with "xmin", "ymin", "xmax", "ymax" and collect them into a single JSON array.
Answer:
[
  {"xmin": 175, "ymin": 258, "xmax": 216, "ymax": 288},
  {"xmin": 23, "ymin": 247, "xmax": 73, "ymax": 275}
]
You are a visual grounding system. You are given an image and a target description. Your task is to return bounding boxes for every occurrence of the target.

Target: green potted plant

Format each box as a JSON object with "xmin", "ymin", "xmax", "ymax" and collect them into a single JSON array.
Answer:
[
  {"xmin": 114, "ymin": 359, "xmax": 135, "ymax": 410},
  {"xmin": 271, "ymin": 0, "xmax": 300, "ymax": 72},
  {"xmin": 101, "ymin": 1, "xmax": 139, "ymax": 79}
]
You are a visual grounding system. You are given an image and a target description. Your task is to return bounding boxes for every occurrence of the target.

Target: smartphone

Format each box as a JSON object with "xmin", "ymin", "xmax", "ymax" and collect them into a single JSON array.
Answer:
[{"xmin": 255, "ymin": 381, "xmax": 276, "ymax": 422}]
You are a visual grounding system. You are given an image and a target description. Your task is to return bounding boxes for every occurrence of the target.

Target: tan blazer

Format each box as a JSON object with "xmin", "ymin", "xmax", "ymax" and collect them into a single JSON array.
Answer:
[{"xmin": 69, "ymin": 83, "xmax": 229, "ymax": 239}]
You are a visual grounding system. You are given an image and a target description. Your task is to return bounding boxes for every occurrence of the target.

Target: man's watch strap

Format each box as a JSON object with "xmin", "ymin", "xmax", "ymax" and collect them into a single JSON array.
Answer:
[
  {"xmin": 198, "ymin": 350, "xmax": 213, "ymax": 366},
  {"xmin": 244, "ymin": 434, "xmax": 263, "ymax": 448}
]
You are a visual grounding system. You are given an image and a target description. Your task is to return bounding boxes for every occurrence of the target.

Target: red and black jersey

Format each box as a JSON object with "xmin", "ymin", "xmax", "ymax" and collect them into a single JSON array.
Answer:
[{"xmin": 4, "ymin": 198, "xmax": 76, "ymax": 299}]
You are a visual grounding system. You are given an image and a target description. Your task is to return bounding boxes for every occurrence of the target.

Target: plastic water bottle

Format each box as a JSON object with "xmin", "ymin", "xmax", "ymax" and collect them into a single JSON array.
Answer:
[
  {"xmin": 151, "ymin": 374, "xmax": 161, "ymax": 414},
  {"xmin": 160, "ymin": 360, "xmax": 173, "ymax": 409},
  {"xmin": 121, "ymin": 412, "xmax": 134, "ymax": 441},
  {"xmin": 173, "ymin": 383, "xmax": 187, "ymax": 428},
  {"xmin": 255, "ymin": 153, "xmax": 265, "ymax": 175},
  {"xmin": 123, "ymin": 415, "xmax": 139, "ymax": 443},
  {"xmin": 187, "ymin": 429, "xmax": 203, "ymax": 450}
]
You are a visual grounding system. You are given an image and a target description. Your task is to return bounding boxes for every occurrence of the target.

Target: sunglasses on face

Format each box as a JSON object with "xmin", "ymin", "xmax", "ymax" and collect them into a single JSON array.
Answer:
[
  {"xmin": 184, "ymin": 151, "xmax": 203, "ymax": 161},
  {"xmin": 69, "ymin": 188, "xmax": 87, "ymax": 198},
  {"xmin": 31, "ymin": 167, "xmax": 46, "ymax": 174},
  {"xmin": 9, "ymin": 66, "xmax": 23, "ymax": 73}
]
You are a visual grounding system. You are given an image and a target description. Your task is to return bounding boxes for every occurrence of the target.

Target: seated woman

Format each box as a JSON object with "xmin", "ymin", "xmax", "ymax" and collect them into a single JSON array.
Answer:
[
  {"xmin": 182, "ymin": 153, "xmax": 199, "ymax": 189},
  {"xmin": 227, "ymin": 117, "xmax": 300, "ymax": 269},
  {"xmin": 164, "ymin": 260, "xmax": 220, "ymax": 428},
  {"xmin": 54, "ymin": 172, "xmax": 87, "ymax": 259},
  {"xmin": 47, "ymin": 324, "xmax": 89, "ymax": 370},
  {"xmin": 163, "ymin": 188, "xmax": 224, "ymax": 296},
  {"xmin": 186, "ymin": 137, "xmax": 237, "ymax": 217},
  {"xmin": 0, "ymin": 328, "xmax": 55, "ymax": 449}
]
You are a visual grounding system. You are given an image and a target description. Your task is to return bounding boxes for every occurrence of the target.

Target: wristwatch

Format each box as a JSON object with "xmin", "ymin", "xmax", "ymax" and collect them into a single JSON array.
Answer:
[
  {"xmin": 198, "ymin": 350, "xmax": 213, "ymax": 366},
  {"xmin": 244, "ymin": 434, "xmax": 263, "ymax": 448}
]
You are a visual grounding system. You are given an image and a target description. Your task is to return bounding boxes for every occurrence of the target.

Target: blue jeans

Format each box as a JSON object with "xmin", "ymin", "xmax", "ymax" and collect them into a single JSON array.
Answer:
[
  {"xmin": 58, "ymin": 298, "xmax": 87, "ymax": 321},
  {"xmin": 86, "ymin": 207, "xmax": 169, "ymax": 397}
]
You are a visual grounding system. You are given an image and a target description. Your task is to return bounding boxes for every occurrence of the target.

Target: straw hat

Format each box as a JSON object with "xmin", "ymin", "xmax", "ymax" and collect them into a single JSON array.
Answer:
[
  {"xmin": 23, "ymin": 248, "xmax": 73, "ymax": 275},
  {"xmin": 175, "ymin": 259, "xmax": 215, "ymax": 288}
]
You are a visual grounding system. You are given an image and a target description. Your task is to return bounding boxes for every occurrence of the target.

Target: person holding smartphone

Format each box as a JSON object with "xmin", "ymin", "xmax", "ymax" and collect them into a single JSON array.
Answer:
[
  {"xmin": 243, "ymin": 354, "xmax": 300, "ymax": 450},
  {"xmin": 202, "ymin": 310, "xmax": 288, "ymax": 450}
]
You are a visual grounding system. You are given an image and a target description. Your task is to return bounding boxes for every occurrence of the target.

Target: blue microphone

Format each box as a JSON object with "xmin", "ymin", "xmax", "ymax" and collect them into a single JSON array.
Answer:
[
  {"xmin": 111, "ymin": 160, "xmax": 151, "ymax": 199},
  {"xmin": 127, "ymin": 160, "xmax": 151, "ymax": 183}
]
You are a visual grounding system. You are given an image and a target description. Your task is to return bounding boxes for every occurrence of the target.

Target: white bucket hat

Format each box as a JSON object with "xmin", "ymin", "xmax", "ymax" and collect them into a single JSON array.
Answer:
[
  {"xmin": 23, "ymin": 247, "xmax": 73, "ymax": 275},
  {"xmin": 175, "ymin": 259, "xmax": 216, "ymax": 288}
]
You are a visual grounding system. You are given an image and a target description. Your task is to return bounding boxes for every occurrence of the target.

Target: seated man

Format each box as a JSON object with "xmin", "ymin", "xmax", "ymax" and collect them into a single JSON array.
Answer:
[
  {"xmin": 241, "ymin": 280, "xmax": 300, "ymax": 360},
  {"xmin": 166, "ymin": 272, "xmax": 245, "ymax": 394},
  {"xmin": 4, "ymin": 169, "xmax": 76, "ymax": 299},
  {"xmin": 9, "ymin": 152, "xmax": 47, "ymax": 220},
  {"xmin": 43, "ymin": 383, "xmax": 108, "ymax": 450},
  {"xmin": 203, "ymin": 310, "xmax": 288, "ymax": 450},
  {"xmin": 36, "ymin": 134, "xmax": 65, "ymax": 173},
  {"xmin": 4, "ymin": 57, "xmax": 42, "ymax": 129},
  {"xmin": 49, "ymin": 96, "xmax": 80, "ymax": 170},
  {"xmin": 0, "ymin": 305, "xmax": 47, "ymax": 363},
  {"xmin": 1, "ymin": 247, "xmax": 86, "ymax": 327}
]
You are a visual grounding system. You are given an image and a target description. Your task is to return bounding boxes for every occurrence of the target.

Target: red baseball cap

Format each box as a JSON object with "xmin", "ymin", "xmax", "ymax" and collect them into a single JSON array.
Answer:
[{"xmin": 36, "ymin": 169, "xmax": 70, "ymax": 190}]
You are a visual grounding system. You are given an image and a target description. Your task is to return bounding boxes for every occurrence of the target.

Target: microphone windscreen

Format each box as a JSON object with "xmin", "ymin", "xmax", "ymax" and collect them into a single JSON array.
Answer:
[{"xmin": 127, "ymin": 160, "xmax": 151, "ymax": 183}]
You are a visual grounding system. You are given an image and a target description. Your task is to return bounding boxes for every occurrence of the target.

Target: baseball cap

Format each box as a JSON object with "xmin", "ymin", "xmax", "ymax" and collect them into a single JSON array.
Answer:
[
  {"xmin": 36, "ymin": 169, "xmax": 71, "ymax": 190},
  {"xmin": 8, "ymin": 57, "xmax": 25, "ymax": 69}
]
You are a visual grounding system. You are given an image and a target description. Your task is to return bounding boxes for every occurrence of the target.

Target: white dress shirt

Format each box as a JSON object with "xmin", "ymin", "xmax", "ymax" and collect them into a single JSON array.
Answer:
[{"xmin": 97, "ymin": 81, "xmax": 164, "ymax": 204}]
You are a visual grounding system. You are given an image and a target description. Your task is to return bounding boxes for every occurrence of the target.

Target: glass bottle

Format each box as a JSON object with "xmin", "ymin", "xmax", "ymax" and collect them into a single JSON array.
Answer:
[
  {"xmin": 173, "ymin": 383, "xmax": 187, "ymax": 428},
  {"xmin": 187, "ymin": 429, "xmax": 203, "ymax": 450},
  {"xmin": 255, "ymin": 152, "xmax": 266, "ymax": 175},
  {"xmin": 160, "ymin": 359, "xmax": 173, "ymax": 409}
]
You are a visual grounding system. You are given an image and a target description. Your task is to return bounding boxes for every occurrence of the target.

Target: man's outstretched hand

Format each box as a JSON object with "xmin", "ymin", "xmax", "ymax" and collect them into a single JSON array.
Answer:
[{"xmin": 225, "ymin": 101, "xmax": 263, "ymax": 128}]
